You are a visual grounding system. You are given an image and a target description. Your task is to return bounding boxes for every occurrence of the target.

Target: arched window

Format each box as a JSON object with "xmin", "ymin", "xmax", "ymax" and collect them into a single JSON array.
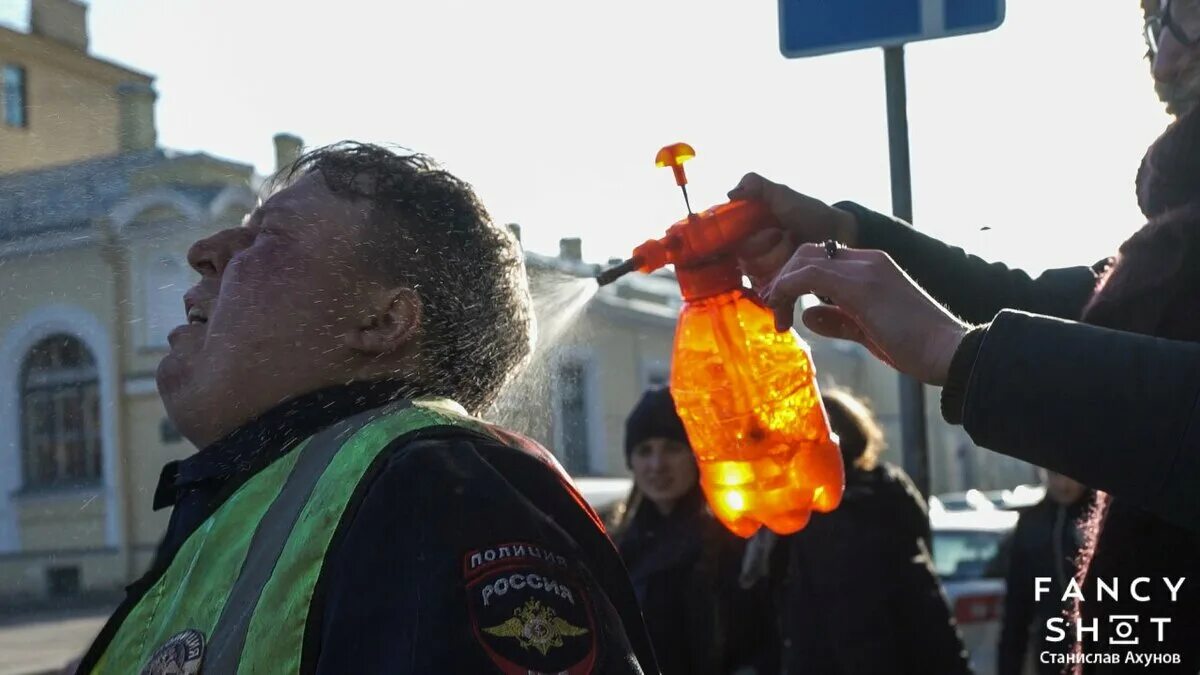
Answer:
[{"xmin": 20, "ymin": 335, "xmax": 102, "ymax": 489}]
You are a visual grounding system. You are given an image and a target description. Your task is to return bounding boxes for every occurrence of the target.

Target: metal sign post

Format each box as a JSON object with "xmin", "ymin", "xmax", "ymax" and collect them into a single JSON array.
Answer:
[
  {"xmin": 777, "ymin": 1, "xmax": 1007, "ymax": 497},
  {"xmin": 883, "ymin": 45, "xmax": 931, "ymax": 498}
]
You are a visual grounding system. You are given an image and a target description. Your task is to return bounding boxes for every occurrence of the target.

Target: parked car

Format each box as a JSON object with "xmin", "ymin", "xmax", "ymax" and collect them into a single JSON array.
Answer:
[
  {"xmin": 931, "ymin": 505, "xmax": 1019, "ymax": 675},
  {"xmin": 934, "ymin": 485, "xmax": 1046, "ymax": 513},
  {"xmin": 995, "ymin": 484, "xmax": 1046, "ymax": 511}
]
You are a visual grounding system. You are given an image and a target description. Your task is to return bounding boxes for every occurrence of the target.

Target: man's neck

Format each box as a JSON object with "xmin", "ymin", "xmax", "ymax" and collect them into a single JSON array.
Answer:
[{"xmin": 181, "ymin": 378, "xmax": 415, "ymax": 451}]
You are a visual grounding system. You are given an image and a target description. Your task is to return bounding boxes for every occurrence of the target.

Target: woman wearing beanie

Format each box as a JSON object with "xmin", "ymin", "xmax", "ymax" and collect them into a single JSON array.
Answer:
[{"xmin": 609, "ymin": 387, "xmax": 777, "ymax": 675}]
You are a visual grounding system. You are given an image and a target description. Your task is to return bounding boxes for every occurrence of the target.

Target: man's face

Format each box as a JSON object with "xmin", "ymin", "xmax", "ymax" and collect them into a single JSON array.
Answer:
[
  {"xmin": 157, "ymin": 172, "xmax": 381, "ymax": 447},
  {"xmin": 1147, "ymin": 0, "xmax": 1200, "ymax": 116}
]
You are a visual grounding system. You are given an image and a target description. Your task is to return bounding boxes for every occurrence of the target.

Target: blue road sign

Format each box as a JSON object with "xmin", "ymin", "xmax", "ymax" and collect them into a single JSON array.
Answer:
[{"xmin": 779, "ymin": 0, "xmax": 1005, "ymax": 58}]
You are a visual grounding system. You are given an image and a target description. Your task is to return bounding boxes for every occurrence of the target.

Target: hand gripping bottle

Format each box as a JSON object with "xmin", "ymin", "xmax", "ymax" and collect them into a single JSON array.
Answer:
[{"xmin": 596, "ymin": 144, "xmax": 845, "ymax": 537}]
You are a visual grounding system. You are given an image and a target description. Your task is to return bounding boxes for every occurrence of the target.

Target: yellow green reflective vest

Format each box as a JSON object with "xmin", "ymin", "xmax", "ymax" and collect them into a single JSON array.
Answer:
[{"xmin": 81, "ymin": 398, "xmax": 492, "ymax": 674}]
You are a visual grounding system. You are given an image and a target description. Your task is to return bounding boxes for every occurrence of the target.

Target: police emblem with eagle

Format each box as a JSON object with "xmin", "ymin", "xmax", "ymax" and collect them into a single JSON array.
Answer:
[
  {"xmin": 465, "ymin": 542, "xmax": 599, "ymax": 674},
  {"xmin": 483, "ymin": 598, "xmax": 590, "ymax": 656}
]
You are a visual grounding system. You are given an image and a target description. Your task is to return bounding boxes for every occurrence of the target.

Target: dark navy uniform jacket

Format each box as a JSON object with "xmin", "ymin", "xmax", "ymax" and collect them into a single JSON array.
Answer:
[{"xmin": 148, "ymin": 380, "xmax": 657, "ymax": 674}]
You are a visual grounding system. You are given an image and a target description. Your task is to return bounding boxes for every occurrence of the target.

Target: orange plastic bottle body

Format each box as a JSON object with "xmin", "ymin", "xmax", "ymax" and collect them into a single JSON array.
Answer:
[{"xmin": 670, "ymin": 289, "xmax": 845, "ymax": 537}]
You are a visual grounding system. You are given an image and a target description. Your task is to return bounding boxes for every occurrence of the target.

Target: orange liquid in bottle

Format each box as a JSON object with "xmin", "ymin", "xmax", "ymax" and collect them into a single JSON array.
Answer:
[{"xmin": 670, "ymin": 287, "xmax": 845, "ymax": 537}]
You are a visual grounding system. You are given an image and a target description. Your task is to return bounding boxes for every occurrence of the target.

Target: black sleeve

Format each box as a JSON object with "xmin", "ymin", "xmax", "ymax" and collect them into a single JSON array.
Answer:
[
  {"xmin": 718, "ymin": 538, "xmax": 779, "ymax": 674},
  {"xmin": 837, "ymin": 202, "xmax": 1099, "ymax": 323},
  {"xmin": 313, "ymin": 437, "xmax": 647, "ymax": 674},
  {"xmin": 892, "ymin": 528, "xmax": 975, "ymax": 675},
  {"xmin": 997, "ymin": 518, "xmax": 1035, "ymax": 675},
  {"xmin": 810, "ymin": 505, "xmax": 972, "ymax": 675},
  {"xmin": 941, "ymin": 326, "xmax": 989, "ymax": 425},
  {"xmin": 888, "ymin": 464, "xmax": 934, "ymax": 550},
  {"xmin": 960, "ymin": 310, "xmax": 1200, "ymax": 534}
]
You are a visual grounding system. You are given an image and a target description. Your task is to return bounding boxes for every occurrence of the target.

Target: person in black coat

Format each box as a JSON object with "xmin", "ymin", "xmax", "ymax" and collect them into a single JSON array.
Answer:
[
  {"xmin": 998, "ymin": 472, "xmax": 1093, "ymax": 675},
  {"xmin": 611, "ymin": 387, "xmax": 778, "ymax": 675},
  {"xmin": 728, "ymin": 6, "xmax": 1200, "ymax": 671},
  {"xmin": 733, "ymin": 108, "xmax": 1200, "ymax": 670},
  {"xmin": 745, "ymin": 389, "xmax": 972, "ymax": 675}
]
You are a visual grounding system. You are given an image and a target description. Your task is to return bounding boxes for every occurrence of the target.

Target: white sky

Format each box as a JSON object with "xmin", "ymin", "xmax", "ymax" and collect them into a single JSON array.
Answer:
[{"xmin": 0, "ymin": 0, "xmax": 1170, "ymax": 273}]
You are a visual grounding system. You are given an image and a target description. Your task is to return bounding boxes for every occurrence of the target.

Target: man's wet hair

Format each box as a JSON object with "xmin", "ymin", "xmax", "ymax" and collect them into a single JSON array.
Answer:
[{"xmin": 276, "ymin": 142, "xmax": 534, "ymax": 413}]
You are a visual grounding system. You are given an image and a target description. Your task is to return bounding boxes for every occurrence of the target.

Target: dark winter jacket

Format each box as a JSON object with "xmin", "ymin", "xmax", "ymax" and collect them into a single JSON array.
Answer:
[
  {"xmin": 615, "ymin": 487, "xmax": 778, "ymax": 675},
  {"xmin": 1066, "ymin": 104, "xmax": 1200, "ymax": 674},
  {"xmin": 95, "ymin": 381, "xmax": 658, "ymax": 674},
  {"xmin": 773, "ymin": 462, "xmax": 972, "ymax": 675},
  {"xmin": 837, "ymin": 104, "xmax": 1200, "ymax": 673},
  {"xmin": 998, "ymin": 493, "xmax": 1092, "ymax": 675}
]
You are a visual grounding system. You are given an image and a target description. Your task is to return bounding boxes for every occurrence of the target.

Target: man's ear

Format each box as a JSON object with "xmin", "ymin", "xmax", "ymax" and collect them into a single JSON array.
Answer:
[{"xmin": 345, "ymin": 287, "xmax": 422, "ymax": 355}]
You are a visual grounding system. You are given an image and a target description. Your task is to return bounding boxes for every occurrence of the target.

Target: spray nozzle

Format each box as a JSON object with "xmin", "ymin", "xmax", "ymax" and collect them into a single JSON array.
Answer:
[
  {"xmin": 597, "ymin": 142, "xmax": 779, "ymax": 297},
  {"xmin": 596, "ymin": 257, "xmax": 640, "ymax": 286},
  {"xmin": 596, "ymin": 200, "xmax": 777, "ymax": 294}
]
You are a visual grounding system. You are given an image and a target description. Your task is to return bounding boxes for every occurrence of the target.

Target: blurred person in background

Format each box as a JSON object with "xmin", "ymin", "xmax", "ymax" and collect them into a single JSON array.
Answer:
[
  {"xmin": 998, "ymin": 472, "xmax": 1093, "ymax": 675},
  {"xmin": 732, "ymin": 1, "xmax": 1200, "ymax": 671},
  {"xmin": 610, "ymin": 387, "xmax": 778, "ymax": 675},
  {"xmin": 740, "ymin": 389, "xmax": 972, "ymax": 675}
]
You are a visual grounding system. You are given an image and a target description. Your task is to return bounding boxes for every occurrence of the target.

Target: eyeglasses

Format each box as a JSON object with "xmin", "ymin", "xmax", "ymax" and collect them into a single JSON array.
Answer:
[{"xmin": 1146, "ymin": 0, "xmax": 1200, "ymax": 56}]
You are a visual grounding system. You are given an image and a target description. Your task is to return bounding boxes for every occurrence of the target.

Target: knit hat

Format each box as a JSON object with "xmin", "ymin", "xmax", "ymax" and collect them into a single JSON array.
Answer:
[{"xmin": 624, "ymin": 387, "xmax": 690, "ymax": 467}]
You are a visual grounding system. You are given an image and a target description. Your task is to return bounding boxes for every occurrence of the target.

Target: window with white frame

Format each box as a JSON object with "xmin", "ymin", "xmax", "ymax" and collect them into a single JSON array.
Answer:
[
  {"xmin": 20, "ymin": 335, "xmax": 102, "ymax": 489},
  {"xmin": 3, "ymin": 64, "xmax": 27, "ymax": 128},
  {"xmin": 553, "ymin": 357, "xmax": 592, "ymax": 475},
  {"xmin": 144, "ymin": 255, "xmax": 190, "ymax": 348}
]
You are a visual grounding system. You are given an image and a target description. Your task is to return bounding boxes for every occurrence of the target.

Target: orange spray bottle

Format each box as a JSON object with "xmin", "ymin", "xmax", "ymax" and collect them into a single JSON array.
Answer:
[{"xmin": 596, "ymin": 143, "xmax": 844, "ymax": 537}]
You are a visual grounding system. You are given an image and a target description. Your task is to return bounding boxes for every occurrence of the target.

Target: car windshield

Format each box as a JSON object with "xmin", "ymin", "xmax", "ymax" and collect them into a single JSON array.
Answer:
[{"xmin": 932, "ymin": 529, "xmax": 1007, "ymax": 581}]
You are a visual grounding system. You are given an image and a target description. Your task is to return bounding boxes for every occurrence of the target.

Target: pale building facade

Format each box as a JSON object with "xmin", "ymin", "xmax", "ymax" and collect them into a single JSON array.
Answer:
[
  {"xmin": 490, "ymin": 245, "xmax": 680, "ymax": 478},
  {"xmin": 1, "ymin": 0, "xmax": 157, "ymax": 175},
  {"xmin": 0, "ymin": 0, "xmax": 263, "ymax": 600},
  {"xmin": 0, "ymin": 149, "xmax": 260, "ymax": 600}
]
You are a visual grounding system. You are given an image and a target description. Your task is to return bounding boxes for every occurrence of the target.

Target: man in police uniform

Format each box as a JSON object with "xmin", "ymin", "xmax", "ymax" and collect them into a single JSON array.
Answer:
[{"xmin": 76, "ymin": 143, "xmax": 657, "ymax": 674}]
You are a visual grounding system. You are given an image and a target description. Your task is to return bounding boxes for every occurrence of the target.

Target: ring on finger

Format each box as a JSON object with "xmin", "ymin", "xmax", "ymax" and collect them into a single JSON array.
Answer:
[
  {"xmin": 824, "ymin": 239, "xmax": 841, "ymax": 260},
  {"xmin": 818, "ymin": 240, "xmax": 840, "ymax": 305}
]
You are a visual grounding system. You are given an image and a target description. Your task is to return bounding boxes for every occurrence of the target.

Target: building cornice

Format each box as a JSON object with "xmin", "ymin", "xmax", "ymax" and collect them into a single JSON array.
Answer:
[{"xmin": 0, "ymin": 24, "xmax": 154, "ymax": 85}]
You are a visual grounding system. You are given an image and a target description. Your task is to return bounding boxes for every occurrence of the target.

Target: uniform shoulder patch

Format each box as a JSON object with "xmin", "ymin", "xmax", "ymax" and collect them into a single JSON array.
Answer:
[
  {"xmin": 464, "ymin": 542, "xmax": 598, "ymax": 675},
  {"xmin": 141, "ymin": 628, "xmax": 205, "ymax": 675}
]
